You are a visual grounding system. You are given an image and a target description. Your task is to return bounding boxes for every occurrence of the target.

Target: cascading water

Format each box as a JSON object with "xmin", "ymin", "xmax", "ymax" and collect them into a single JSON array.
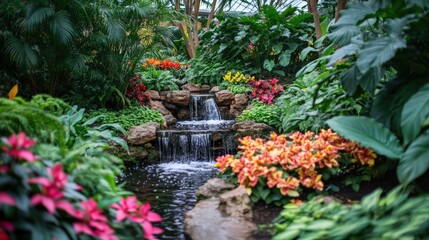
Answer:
[
  {"xmin": 122, "ymin": 93, "xmax": 236, "ymax": 239},
  {"xmin": 158, "ymin": 94, "xmax": 235, "ymax": 162}
]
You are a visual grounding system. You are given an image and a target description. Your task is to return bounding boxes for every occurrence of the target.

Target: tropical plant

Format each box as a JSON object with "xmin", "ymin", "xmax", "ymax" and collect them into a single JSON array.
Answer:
[
  {"xmin": 0, "ymin": 132, "xmax": 163, "ymax": 240},
  {"xmin": 273, "ymin": 187, "xmax": 429, "ymax": 240},
  {"xmin": 0, "ymin": 0, "xmax": 176, "ymax": 108},
  {"xmin": 224, "ymin": 84, "xmax": 253, "ymax": 95},
  {"xmin": 185, "ymin": 56, "xmax": 233, "ymax": 86},
  {"xmin": 126, "ymin": 75, "xmax": 150, "ymax": 106},
  {"xmin": 294, "ymin": 0, "xmax": 429, "ymax": 185},
  {"xmin": 197, "ymin": 5, "xmax": 316, "ymax": 80},
  {"xmin": 215, "ymin": 129, "xmax": 377, "ymax": 205},
  {"xmin": 237, "ymin": 101, "xmax": 281, "ymax": 128}
]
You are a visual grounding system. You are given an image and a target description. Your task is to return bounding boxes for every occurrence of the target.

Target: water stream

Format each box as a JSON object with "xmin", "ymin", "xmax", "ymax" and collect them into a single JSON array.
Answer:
[{"xmin": 121, "ymin": 94, "xmax": 236, "ymax": 239}]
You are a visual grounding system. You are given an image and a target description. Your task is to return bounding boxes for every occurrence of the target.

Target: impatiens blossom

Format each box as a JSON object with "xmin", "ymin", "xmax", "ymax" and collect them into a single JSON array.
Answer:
[{"xmin": 2, "ymin": 132, "xmax": 39, "ymax": 162}]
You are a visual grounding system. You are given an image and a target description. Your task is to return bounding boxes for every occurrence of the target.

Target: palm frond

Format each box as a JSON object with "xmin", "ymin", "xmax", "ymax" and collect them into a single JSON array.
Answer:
[
  {"xmin": 4, "ymin": 34, "xmax": 39, "ymax": 69},
  {"xmin": 50, "ymin": 10, "xmax": 75, "ymax": 45},
  {"xmin": 24, "ymin": 6, "xmax": 55, "ymax": 32}
]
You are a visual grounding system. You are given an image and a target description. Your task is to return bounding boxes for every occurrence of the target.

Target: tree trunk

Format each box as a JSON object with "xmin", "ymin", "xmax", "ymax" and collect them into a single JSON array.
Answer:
[
  {"xmin": 335, "ymin": 0, "xmax": 347, "ymax": 22},
  {"xmin": 307, "ymin": 0, "xmax": 322, "ymax": 39},
  {"xmin": 206, "ymin": 0, "xmax": 217, "ymax": 29},
  {"xmin": 175, "ymin": 0, "xmax": 180, "ymax": 11}
]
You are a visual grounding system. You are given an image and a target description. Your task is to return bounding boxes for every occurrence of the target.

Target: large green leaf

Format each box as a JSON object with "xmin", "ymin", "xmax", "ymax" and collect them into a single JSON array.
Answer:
[
  {"xmin": 356, "ymin": 36, "xmax": 406, "ymax": 75},
  {"xmin": 279, "ymin": 51, "xmax": 291, "ymax": 66},
  {"xmin": 263, "ymin": 59, "xmax": 275, "ymax": 71},
  {"xmin": 401, "ymin": 83, "xmax": 429, "ymax": 145},
  {"xmin": 397, "ymin": 129, "xmax": 429, "ymax": 184},
  {"xmin": 327, "ymin": 116, "xmax": 403, "ymax": 159}
]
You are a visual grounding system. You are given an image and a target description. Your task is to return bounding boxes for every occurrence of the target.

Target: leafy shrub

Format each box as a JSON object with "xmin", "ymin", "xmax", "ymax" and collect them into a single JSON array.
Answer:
[
  {"xmin": 140, "ymin": 68, "xmax": 179, "ymax": 92},
  {"xmin": 185, "ymin": 55, "xmax": 233, "ymax": 86},
  {"xmin": 248, "ymin": 78, "xmax": 283, "ymax": 104},
  {"xmin": 85, "ymin": 106, "xmax": 164, "ymax": 130},
  {"xmin": 273, "ymin": 187, "xmax": 429, "ymax": 240},
  {"xmin": 215, "ymin": 129, "xmax": 377, "ymax": 205},
  {"xmin": 0, "ymin": 132, "xmax": 162, "ymax": 239},
  {"xmin": 197, "ymin": 6, "xmax": 315, "ymax": 80},
  {"xmin": 237, "ymin": 102, "xmax": 280, "ymax": 128},
  {"xmin": 276, "ymin": 70, "xmax": 368, "ymax": 133}
]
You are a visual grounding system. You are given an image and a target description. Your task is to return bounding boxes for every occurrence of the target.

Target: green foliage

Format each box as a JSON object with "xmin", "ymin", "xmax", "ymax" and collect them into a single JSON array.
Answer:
[
  {"xmin": 194, "ymin": 6, "xmax": 315, "ymax": 82},
  {"xmin": 311, "ymin": 0, "xmax": 429, "ymax": 185},
  {"xmin": 277, "ymin": 70, "xmax": 367, "ymax": 133},
  {"xmin": 185, "ymin": 56, "xmax": 233, "ymax": 86},
  {"xmin": 0, "ymin": 0, "xmax": 176, "ymax": 108},
  {"xmin": 140, "ymin": 67, "xmax": 179, "ymax": 91},
  {"xmin": 29, "ymin": 94, "xmax": 72, "ymax": 116},
  {"xmin": 85, "ymin": 106, "xmax": 165, "ymax": 130},
  {"xmin": 225, "ymin": 84, "xmax": 252, "ymax": 95},
  {"xmin": 273, "ymin": 187, "xmax": 429, "ymax": 240},
  {"xmin": 238, "ymin": 101, "xmax": 280, "ymax": 128},
  {"xmin": 0, "ymin": 97, "xmax": 66, "ymax": 142}
]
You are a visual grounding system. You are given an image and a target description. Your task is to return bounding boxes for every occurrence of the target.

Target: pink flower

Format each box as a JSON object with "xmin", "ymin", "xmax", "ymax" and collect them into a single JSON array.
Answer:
[
  {"xmin": 2, "ymin": 132, "xmax": 39, "ymax": 162},
  {"xmin": 111, "ymin": 196, "xmax": 139, "ymax": 222},
  {"xmin": 0, "ymin": 192, "xmax": 16, "ymax": 206},
  {"xmin": 73, "ymin": 199, "xmax": 117, "ymax": 240},
  {"xmin": 248, "ymin": 42, "xmax": 255, "ymax": 50},
  {"xmin": 47, "ymin": 164, "xmax": 68, "ymax": 189}
]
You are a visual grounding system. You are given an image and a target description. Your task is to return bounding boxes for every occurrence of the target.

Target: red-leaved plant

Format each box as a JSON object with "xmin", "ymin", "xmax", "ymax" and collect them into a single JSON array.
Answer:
[
  {"xmin": 247, "ymin": 78, "xmax": 284, "ymax": 104},
  {"xmin": 0, "ymin": 132, "xmax": 162, "ymax": 239},
  {"xmin": 126, "ymin": 75, "xmax": 150, "ymax": 106}
]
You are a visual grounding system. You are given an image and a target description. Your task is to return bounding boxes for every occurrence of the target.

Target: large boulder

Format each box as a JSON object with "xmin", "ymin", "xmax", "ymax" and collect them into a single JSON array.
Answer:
[
  {"xmin": 219, "ymin": 187, "xmax": 252, "ymax": 219},
  {"xmin": 184, "ymin": 195, "xmax": 256, "ymax": 240},
  {"xmin": 231, "ymin": 120, "xmax": 273, "ymax": 139},
  {"xmin": 146, "ymin": 90, "xmax": 160, "ymax": 100},
  {"xmin": 149, "ymin": 100, "xmax": 171, "ymax": 116},
  {"xmin": 215, "ymin": 90, "xmax": 234, "ymax": 106},
  {"xmin": 165, "ymin": 90, "xmax": 190, "ymax": 107},
  {"xmin": 197, "ymin": 178, "xmax": 236, "ymax": 199},
  {"xmin": 209, "ymin": 86, "xmax": 221, "ymax": 93},
  {"xmin": 126, "ymin": 122, "xmax": 160, "ymax": 145},
  {"xmin": 181, "ymin": 83, "xmax": 210, "ymax": 92},
  {"xmin": 230, "ymin": 94, "xmax": 248, "ymax": 117}
]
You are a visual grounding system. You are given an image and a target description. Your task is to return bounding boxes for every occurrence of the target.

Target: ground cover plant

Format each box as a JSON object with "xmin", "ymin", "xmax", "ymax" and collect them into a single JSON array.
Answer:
[
  {"xmin": 237, "ymin": 101, "xmax": 281, "ymax": 129},
  {"xmin": 273, "ymin": 187, "xmax": 429, "ymax": 240},
  {"xmin": 84, "ymin": 106, "xmax": 165, "ymax": 131},
  {"xmin": 215, "ymin": 129, "xmax": 377, "ymax": 206}
]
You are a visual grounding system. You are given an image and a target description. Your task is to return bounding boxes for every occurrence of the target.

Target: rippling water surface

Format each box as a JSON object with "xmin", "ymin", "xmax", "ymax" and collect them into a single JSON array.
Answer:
[{"xmin": 120, "ymin": 161, "xmax": 217, "ymax": 239}]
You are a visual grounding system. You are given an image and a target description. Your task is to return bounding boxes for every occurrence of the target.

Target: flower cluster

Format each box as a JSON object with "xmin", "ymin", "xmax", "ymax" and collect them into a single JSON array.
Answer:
[
  {"xmin": 111, "ymin": 196, "xmax": 163, "ymax": 240},
  {"xmin": 0, "ymin": 132, "xmax": 163, "ymax": 240},
  {"xmin": 215, "ymin": 129, "xmax": 377, "ymax": 197},
  {"xmin": 247, "ymin": 78, "xmax": 283, "ymax": 104},
  {"xmin": 144, "ymin": 58, "xmax": 184, "ymax": 70},
  {"xmin": 126, "ymin": 75, "xmax": 149, "ymax": 106},
  {"xmin": 223, "ymin": 71, "xmax": 255, "ymax": 84}
]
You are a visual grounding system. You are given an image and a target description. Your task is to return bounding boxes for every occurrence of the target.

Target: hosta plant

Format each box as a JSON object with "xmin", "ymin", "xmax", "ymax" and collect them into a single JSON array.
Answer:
[
  {"xmin": 247, "ymin": 78, "xmax": 284, "ymax": 104},
  {"xmin": 0, "ymin": 132, "xmax": 162, "ymax": 240},
  {"xmin": 215, "ymin": 129, "xmax": 377, "ymax": 205},
  {"xmin": 273, "ymin": 187, "xmax": 429, "ymax": 240}
]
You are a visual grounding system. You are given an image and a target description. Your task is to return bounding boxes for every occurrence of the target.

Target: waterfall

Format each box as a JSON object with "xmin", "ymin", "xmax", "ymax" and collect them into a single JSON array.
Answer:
[{"xmin": 157, "ymin": 93, "xmax": 236, "ymax": 162}]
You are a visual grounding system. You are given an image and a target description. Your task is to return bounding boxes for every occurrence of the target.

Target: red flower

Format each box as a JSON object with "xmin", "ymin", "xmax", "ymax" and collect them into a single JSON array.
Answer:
[
  {"xmin": 110, "ymin": 196, "xmax": 139, "ymax": 222},
  {"xmin": 2, "ymin": 132, "xmax": 39, "ymax": 162}
]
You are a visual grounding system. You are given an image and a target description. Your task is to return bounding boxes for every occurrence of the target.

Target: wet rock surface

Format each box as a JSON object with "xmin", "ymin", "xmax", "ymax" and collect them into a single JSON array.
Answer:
[
  {"xmin": 196, "ymin": 178, "xmax": 236, "ymax": 199},
  {"xmin": 126, "ymin": 122, "xmax": 160, "ymax": 145},
  {"xmin": 231, "ymin": 120, "xmax": 273, "ymax": 139},
  {"xmin": 215, "ymin": 90, "xmax": 234, "ymax": 106}
]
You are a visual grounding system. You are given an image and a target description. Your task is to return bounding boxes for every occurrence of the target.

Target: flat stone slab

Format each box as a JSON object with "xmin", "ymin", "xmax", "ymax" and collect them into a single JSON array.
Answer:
[{"xmin": 184, "ymin": 198, "xmax": 256, "ymax": 240}]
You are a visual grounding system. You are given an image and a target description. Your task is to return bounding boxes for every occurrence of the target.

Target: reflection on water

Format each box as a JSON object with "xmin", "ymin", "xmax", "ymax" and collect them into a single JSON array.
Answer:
[{"xmin": 119, "ymin": 161, "xmax": 217, "ymax": 239}]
